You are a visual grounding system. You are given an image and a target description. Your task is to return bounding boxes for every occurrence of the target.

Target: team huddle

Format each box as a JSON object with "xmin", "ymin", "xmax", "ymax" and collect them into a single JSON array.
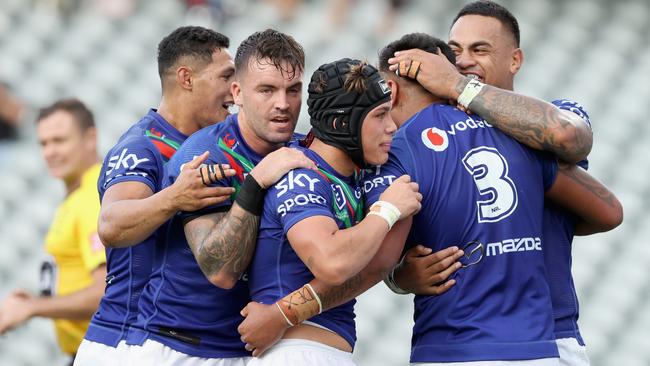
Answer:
[{"xmin": 59, "ymin": 1, "xmax": 623, "ymax": 366}]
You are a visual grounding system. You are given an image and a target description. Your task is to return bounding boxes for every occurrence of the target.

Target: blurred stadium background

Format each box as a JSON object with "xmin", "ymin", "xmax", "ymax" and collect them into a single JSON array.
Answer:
[{"xmin": 0, "ymin": 0, "xmax": 648, "ymax": 365}]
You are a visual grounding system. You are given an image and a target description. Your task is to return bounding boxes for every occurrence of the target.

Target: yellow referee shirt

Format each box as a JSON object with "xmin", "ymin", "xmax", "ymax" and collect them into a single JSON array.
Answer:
[{"xmin": 43, "ymin": 163, "xmax": 106, "ymax": 355}]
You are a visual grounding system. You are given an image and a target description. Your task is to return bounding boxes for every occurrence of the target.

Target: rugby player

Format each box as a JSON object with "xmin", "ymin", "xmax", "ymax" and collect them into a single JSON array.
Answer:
[
  {"xmin": 74, "ymin": 26, "xmax": 238, "ymax": 366},
  {"xmin": 125, "ymin": 29, "xmax": 315, "ymax": 365},
  {"xmin": 245, "ymin": 58, "xmax": 421, "ymax": 365}
]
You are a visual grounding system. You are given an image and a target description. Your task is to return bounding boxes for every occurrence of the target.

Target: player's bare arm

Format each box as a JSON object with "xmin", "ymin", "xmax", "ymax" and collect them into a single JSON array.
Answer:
[
  {"xmin": 287, "ymin": 175, "xmax": 421, "ymax": 287},
  {"xmin": 239, "ymin": 219, "xmax": 414, "ymax": 356},
  {"xmin": 98, "ymin": 151, "xmax": 236, "ymax": 248},
  {"xmin": 459, "ymin": 81, "xmax": 592, "ymax": 164},
  {"xmin": 387, "ymin": 49, "xmax": 593, "ymax": 163},
  {"xmin": 547, "ymin": 163, "xmax": 623, "ymax": 235},
  {"xmin": 184, "ymin": 207, "xmax": 259, "ymax": 289},
  {"xmin": 0, "ymin": 264, "xmax": 106, "ymax": 334},
  {"xmin": 184, "ymin": 148, "xmax": 318, "ymax": 289}
]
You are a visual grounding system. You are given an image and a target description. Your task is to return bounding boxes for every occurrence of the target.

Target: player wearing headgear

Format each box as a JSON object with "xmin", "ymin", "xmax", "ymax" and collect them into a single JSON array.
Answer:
[
  {"xmin": 240, "ymin": 33, "xmax": 622, "ymax": 365},
  {"xmin": 125, "ymin": 29, "xmax": 316, "ymax": 365},
  {"xmin": 243, "ymin": 58, "xmax": 421, "ymax": 366}
]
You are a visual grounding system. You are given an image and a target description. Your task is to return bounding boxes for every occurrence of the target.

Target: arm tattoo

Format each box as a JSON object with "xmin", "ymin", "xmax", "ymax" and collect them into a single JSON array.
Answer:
[
  {"xmin": 185, "ymin": 207, "xmax": 260, "ymax": 283},
  {"xmin": 457, "ymin": 79, "xmax": 592, "ymax": 162},
  {"xmin": 319, "ymin": 273, "xmax": 364, "ymax": 310},
  {"xmin": 558, "ymin": 164, "xmax": 619, "ymax": 208}
]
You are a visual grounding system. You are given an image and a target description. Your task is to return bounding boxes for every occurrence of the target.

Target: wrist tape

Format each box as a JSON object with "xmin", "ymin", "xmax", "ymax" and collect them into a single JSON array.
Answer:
[
  {"xmin": 457, "ymin": 79, "xmax": 485, "ymax": 109},
  {"xmin": 234, "ymin": 174, "xmax": 266, "ymax": 216},
  {"xmin": 368, "ymin": 201, "xmax": 401, "ymax": 230},
  {"xmin": 275, "ymin": 284, "xmax": 323, "ymax": 326}
]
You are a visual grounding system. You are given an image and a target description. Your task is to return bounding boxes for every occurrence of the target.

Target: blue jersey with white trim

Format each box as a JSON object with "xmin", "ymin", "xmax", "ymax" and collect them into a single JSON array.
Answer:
[
  {"xmin": 88, "ymin": 109, "xmax": 187, "ymax": 346},
  {"xmin": 363, "ymin": 103, "xmax": 559, "ymax": 362},
  {"xmin": 543, "ymin": 99, "xmax": 591, "ymax": 345},
  {"xmin": 248, "ymin": 147, "xmax": 361, "ymax": 349}
]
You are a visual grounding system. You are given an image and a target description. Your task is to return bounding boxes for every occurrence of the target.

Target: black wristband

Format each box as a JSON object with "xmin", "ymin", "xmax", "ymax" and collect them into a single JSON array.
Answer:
[{"xmin": 235, "ymin": 174, "xmax": 266, "ymax": 216}]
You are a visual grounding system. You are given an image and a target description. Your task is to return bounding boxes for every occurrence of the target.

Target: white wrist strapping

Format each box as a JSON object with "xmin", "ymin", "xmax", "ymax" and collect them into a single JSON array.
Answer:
[
  {"xmin": 368, "ymin": 201, "xmax": 401, "ymax": 230},
  {"xmin": 457, "ymin": 79, "xmax": 485, "ymax": 109},
  {"xmin": 304, "ymin": 284, "xmax": 323, "ymax": 314},
  {"xmin": 276, "ymin": 302, "xmax": 295, "ymax": 326}
]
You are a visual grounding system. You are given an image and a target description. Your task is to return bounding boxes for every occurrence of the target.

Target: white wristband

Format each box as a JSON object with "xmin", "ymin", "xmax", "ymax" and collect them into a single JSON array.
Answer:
[
  {"xmin": 305, "ymin": 283, "xmax": 323, "ymax": 314},
  {"xmin": 457, "ymin": 79, "xmax": 485, "ymax": 109},
  {"xmin": 368, "ymin": 201, "xmax": 401, "ymax": 230}
]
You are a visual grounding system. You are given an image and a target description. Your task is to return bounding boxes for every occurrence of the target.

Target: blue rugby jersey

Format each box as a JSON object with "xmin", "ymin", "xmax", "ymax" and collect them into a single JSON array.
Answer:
[
  {"xmin": 363, "ymin": 103, "xmax": 559, "ymax": 362},
  {"xmin": 543, "ymin": 99, "xmax": 592, "ymax": 345},
  {"xmin": 88, "ymin": 109, "xmax": 187, "ymax": 346},
  {"xmin": 248, "ymin": 147, "xmax": 362, "ymax": 349},
  {"xmin": 128, "ymin": 114, "xmax": 302, "ymax": 358}
]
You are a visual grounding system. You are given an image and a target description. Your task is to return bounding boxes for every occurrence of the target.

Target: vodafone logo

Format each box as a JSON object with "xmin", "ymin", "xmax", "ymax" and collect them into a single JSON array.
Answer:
[{"xmin": 421, "ymin": 127, "xmax": 449, "ymax": 151}]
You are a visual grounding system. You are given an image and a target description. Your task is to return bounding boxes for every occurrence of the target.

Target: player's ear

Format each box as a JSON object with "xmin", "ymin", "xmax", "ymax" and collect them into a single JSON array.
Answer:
[
  {"xmin": 510, "ymin": 48, "xmax": 523, "ymax": 76},
  {"xmin": 231, "ymin": 81, "xmax": 243, "ymax": 107},
  {"xmin": 176, "ymin": 66, "xmax": 193, "ymax": 91},
  {"xmin": 387, "ymin": 79, "xmax": 399, "ymax": 109}
]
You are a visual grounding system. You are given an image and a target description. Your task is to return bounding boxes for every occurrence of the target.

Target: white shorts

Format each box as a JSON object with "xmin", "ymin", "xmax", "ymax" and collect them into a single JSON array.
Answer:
[
  {"xmin": 248, "ymin": 339, "xmax": 355, "ymax": 366},
  {"xmin": 412, "ymin": 358, "xmax": 560, "ymax": 366},
  {"xmin": 557, "ymin": 338, "xmax": 590, "ymax": 366},
  {"xmin": 73, "ymin": 339, "xmax": 130, "ymax": 366},
  {"xmin": 126, "ymin": 339, "xmax": 251, "ymax": 366}
]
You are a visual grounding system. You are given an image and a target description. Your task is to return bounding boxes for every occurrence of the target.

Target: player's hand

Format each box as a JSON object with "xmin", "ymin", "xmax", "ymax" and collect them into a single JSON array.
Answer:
[
  {"xmin": 0, "ymin": 289, "xmax": 35, "ymax": 335},
  {"xmin": 238, "ymin": 301, "xmax": 290, "ymax": 357},
  {"xmin": 388, "ymin": 48, "xmax": 464, "ymax": 100},
  {"xmin": 394, "ymin": 245, "xmax": 463, "ymax": 296},
  {"xmin": 170, "ymin": 151, "xmax": 237, "ymax": 212},
  {"xmin": 249, "ymin": 147, "xmax": 317, "ymax": 189},
  {"xmin": 378, "ymin": 175, "xmax": 422, "ymax": 218}
]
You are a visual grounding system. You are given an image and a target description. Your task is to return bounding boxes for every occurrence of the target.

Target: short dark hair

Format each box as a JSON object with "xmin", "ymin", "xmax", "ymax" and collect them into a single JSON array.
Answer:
[
  {"xmin": 452, "ymin": 1, "xmax": 520, "ymax": 47},
  {"xmin": 37, "ymin": 98, "xmax": 95, "ymax": 131},
  {"xmin": 157, "ymin": 26, "xmax": 230, "ymax": 79},
  {"xmin": 378, "ymin": 33, "xmax": 455, "ymax": 73},
  {"xmin": 235, "ymin": 29, "xmax": 304, "ymax": 79}
]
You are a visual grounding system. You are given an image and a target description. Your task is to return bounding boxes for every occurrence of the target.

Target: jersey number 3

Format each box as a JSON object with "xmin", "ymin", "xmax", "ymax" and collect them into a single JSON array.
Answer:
[{"xmin": 462, "ymin": 147, "xmax": 518, "ymax": 223}]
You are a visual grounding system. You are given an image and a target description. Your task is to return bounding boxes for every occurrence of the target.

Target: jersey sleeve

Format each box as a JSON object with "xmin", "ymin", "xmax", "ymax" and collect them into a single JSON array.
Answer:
[
  {"xmin": 552, "ymin": 99, "xmax": 592, "ymax": 129},
  {"xmin": 76, "ymin": 182, "xmax": 107, "ymax": 272},
  {"xmin": 536, "ymin": 150, "xmax": 559, "ymax": 192},
  {"xmin": 361, "ymin": 130, "xmax": 413, "ymax": 210},
  {"xmin": 167, "ymin": 131, "xmax": 235, "ymax": 221},
  {"xmin": 99, "ymin": 135, "xmax": 162, "ymax": 196},
  {"xmin": 268, "ymin": 169, "xmax": 334, "ymax": 234}
]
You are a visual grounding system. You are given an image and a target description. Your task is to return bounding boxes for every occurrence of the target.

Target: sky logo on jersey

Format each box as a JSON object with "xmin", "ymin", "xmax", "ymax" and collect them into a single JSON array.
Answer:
[
  {"xmin": 105, "ymin": 148, "xmax": 150, "ymax": 175},
  {"xmin": 277, "ymin": 193, "xmax": 327, "ymax": 217},
  {"xmin": 275, "ymin": 171, "xmax": 320, "ymax": 197},
  {"xmin": 421, "ymin": 127, "xmax": 449, "ymax": 152},
  {"xmin": 362, "ymin": 174, "xmax": 397, "ymax": 193},
  {"xmin": 486, "ymin": 237, "xmax": 542, "ymax": 257}
]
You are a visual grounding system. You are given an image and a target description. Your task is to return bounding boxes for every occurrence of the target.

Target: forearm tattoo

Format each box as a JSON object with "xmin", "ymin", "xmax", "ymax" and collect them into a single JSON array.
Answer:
[
  {"xmin": 185, "ymin": 208, "xmax": 260, "ymax": 282},
  {"xmin": 319, "ymin": 273, "xmax": 364, "ymax": 310},
  {"xmin": 456, "ymin": 79, "xmax": 592, "ymax": 162},
  {"xmin": 559, "ymin": 164, "xmax": 619, "ymax": 208}
]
